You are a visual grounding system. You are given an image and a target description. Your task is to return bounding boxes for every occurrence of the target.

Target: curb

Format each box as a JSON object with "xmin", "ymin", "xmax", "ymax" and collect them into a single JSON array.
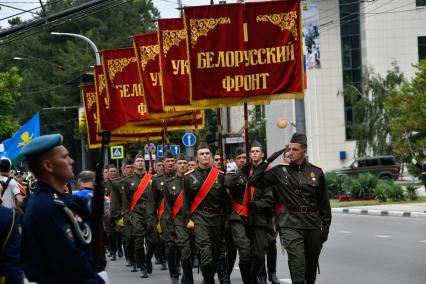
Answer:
[{"xmin": 332, "ymin": 208, "xmax": 426, "ymax": 218}]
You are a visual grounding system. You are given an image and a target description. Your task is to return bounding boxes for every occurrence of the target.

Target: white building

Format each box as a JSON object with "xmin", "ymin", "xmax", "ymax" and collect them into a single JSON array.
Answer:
[{"xmin": 261, "ymin": 0, "xmax": 426, "ymax": 171}]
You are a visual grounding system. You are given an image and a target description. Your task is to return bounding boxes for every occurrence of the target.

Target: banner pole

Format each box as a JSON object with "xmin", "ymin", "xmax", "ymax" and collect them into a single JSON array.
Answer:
[
  {"xmin": 244, "ymin": 102, "xmax": 250, "ymax": 159},
  {"xmin": 92, "ymin": 130, "xmax": 110, "ymax": 272},
  {"xmin": 216, "ymin": 109, "xmax": 225, "ymax": 172},
  {"xmin": 146, "ymin": 136, "xmax": 154, "ymax": 173}
]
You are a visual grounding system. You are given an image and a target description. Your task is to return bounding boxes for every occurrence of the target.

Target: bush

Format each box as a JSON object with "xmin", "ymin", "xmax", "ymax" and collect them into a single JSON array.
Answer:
[
  {"xmin": 342, "ymin": 177, "xmax": 361, "ymax": 198},
  {"xmin": 352, "ymin": 173, "xmax": 378, "ymax": 199},
  {"xmin": 373, "ymin": 181, "xmax": 391, "ymax": 202},
  {"xmin": 325, "ymin": 172, "xmax": 346, "ymax": 198},
  {"xmin": 406, "ymin": 185, "xmax": 418, "ymax": 200},
  {"xmin": 387, "ymin": 184, "xmax": 404, "ymax": 201}
]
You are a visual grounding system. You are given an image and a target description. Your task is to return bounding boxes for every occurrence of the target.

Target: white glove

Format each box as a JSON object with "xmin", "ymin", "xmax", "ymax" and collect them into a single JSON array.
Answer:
[
  {"xmin": 97, "ymin": 271, "xmax": 109, "ymax": 284},
  {"xmin": 412, "ymin": 158, "xmax": 418, "ymax": 164}
]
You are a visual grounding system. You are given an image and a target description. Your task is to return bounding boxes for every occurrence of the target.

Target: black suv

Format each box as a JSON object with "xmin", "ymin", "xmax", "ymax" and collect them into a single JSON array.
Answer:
[{"xmin": 333, "ymin": 155, "xmax": 400, "ymax": 180}]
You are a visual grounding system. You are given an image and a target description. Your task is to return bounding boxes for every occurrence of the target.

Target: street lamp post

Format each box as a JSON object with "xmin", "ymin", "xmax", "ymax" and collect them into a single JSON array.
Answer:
[
  {"xmin": 50, "ymin": 32, "xmax": 104, "ymax": 171},
  {"xmin": 13, "ymin": 56, "xmax": 64, "ymax": 69}
]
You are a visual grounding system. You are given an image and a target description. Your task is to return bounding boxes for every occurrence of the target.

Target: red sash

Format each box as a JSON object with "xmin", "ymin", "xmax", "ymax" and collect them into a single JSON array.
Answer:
[
  {"xmin": 275, "ymin": 202, "xmax": 283, "ymax": 218},
  {"xmin": 227, "ymin": 183, "xmax": 249, "ymax": 216},
  {"xmin": 129, "ymin": 172, "xmax": 152, "ymax": 212},
  {"xmin": 190, "ymin": 167, "xmax": 220, "ymax": 214},
  {"xmin": 172, "ymin": 191, "xmax": 183, "ymax": 219},
  {"xmin": 157, "ymin": 198, "xmax": 165, "ymax": 220}
]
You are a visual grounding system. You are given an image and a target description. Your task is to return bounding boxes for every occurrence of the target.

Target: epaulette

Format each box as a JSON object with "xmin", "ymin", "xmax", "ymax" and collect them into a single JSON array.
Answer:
[
  {"xmin": 184, "ymin": 169, "xmax": 195, "ymax": 176},
  {"xmin": 218, "ymin": 170, "xmax": 224, "ymax": 174},
  {"xmin": 226, "ymin": 170, "xmax": 236, "ymax": 175},
  {"xmin": 310, "ymin": 162, "xmax": 322, "ymax": 169}
]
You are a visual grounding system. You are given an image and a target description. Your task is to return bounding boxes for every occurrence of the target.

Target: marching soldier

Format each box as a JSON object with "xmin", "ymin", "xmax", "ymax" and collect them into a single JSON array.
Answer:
[
  {"xmin": 123, "ymin": 154, "xmax": 152, "ymax": 278},
  {"xmin": 164, "ymin": 154, "xmax": 194, "ymax": 284},
  {"xmin": 183, "ymin": 144, "xmax": 228, "ymax": 284},
  {"xmin": 249, "ymin": 133, "xmax": 332, "ymax": 284},
  {"xmin": 247, "ymin": 142, "xmax": 275, "ymax": 284},
  {"xmin": 105, "ymin": 164, "xmax": 118, "ymax": 260},
  {"xmin": 20, "ymin": 134, "xmax": 106, "ymax": 283},
  {"xmin": 147, "ymin": 151, "xmax": 176, "ymax": 275},
  {"xmin": 224, "ymin": 147, "xmax": 252, "ymax": 283},
  {"xmin": 111, "ymin": 158, "xmax": 134, "ymax": 262}
]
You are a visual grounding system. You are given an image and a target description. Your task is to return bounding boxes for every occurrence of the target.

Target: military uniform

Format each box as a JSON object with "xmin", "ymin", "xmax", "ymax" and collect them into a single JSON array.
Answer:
[
  {"xmin": 224, "ymin": 168, "xmax": 252, "ymax": 284},
  {"xmin": 110, "ymin": 176, "xmax": 127, "ymax": 259},
  {"xmin": 22, "ymin": 181, "xmax": 104, "ymax": 283},
  {"xmin": 249, "ymin": 161, "xmax": 331, "ymax": 284},
  {"xmin": 123, "ymin": 172, "xmax": 152, "ymax": 277},
  {"xmin": 147, "ymin": 173, "xmax": 174, "ymax": 272},
  {"xmin": 0, "ymin": 206, "xmax": 23, "ymax": 284},
  {"xmin": 105, "ymin": 179, "xmax": 117, "ymax": 259},
  {"xmin": 183, "ymin": 167, "xmax": 228, "ymax": 284}
]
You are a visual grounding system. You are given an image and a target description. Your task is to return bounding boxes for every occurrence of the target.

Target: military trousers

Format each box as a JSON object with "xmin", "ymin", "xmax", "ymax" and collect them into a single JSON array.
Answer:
[
  {"xmin": 229, "ymin": 220, "xmax": 251, "ymax": 265},
  {"xmin": 251, "ymin": 225, "xmax": 269, "ymax": 260},
  {"xmin": 279, "ymin": 227, "xmax": 322, "ymax": 284},
  {"xmin": 194, "ymin": 223, "xmax": 225, "ymax": 268}
]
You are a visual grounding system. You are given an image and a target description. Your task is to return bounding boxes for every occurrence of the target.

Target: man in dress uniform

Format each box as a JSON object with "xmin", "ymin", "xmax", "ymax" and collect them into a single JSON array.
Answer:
[
  {"xmin": 111, "ymin": 158, "xmax": 134, "ymax": 263},
  {"xmin": 249, "ymin": 133, "xmax": 332, "ymax": 284},
  {"xmin": 224, "ymin": 147, "xmax": 252, "ymax": 284},
  {"xmin": 183, "ymin": 144, "xmax": 228, "ymax": 284},
  {"xmin": 122, "ymin": 153, "xmax": 152, "ymax": 278},
  {"xmin": 247, "ymin": 142, "xmax": 275, "ymax": 284},
  {"xmin": 147, "ymin": 151, "xmax": 176, "ymax": 273},
  {"xmin": 105, "ymin": 164, "xmax": 118, "ymax": 260},
  {"xmin": 164, "ymin": 154, "xmax": 193, "ymax": 284},
  {"xmin": 20, "ymin": 134, "xmax": 106, "ymax": 283}
]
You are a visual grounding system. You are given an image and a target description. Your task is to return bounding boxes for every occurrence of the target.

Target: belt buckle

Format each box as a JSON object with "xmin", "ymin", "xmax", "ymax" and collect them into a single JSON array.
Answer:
[{"xmin": 300, "ymin": 206, "xmax": 308, "ymax": 213}]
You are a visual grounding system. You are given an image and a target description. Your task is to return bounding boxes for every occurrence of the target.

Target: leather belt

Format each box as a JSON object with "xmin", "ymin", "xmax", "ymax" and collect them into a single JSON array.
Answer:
[
  {"xmin": 198, "ymin": 206, "xmax": 223, "ymax": 214},
  {"xmin": 286, "ymin": 205, "xmax": 319, "ymax": 213}
]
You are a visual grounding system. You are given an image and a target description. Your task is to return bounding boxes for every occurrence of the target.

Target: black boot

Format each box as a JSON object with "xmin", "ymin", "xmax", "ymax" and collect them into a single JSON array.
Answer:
[
  {"xmin": 200, "ymin": 264, "xmax": 215, "ymax": 284},
  {"xmin": 239, "ymin": 262, "xmax": 252, "ymax": 284},
  {"xmin": 258, "ymin": 276, "xmax": 267, "ymax": 284},
  {"xmin": 167, "ymin": 251, "xmax": 178, "ymax": 278},
  {"xmin": 110, "ymin": 253, "xmax": 117, "ymax": 261},
  {"xmin": 268, "ymin": 273, "xmax": 280, "ymax": 284},
  {"xmin": 161, "ymin": 260, "xmax": 168, "ymax": 270},
  {"xmin": 217, "ymin": 256, "xmax": 231, "ymax": 284},
  {"xmin": 170, "ymin": 276, "xmax": 179, "ymax": 284},
  {"xmin": 251, "ymin": 258, "xmax": 265, "ymax": 284},
  {"xmin": 181, "ymin": 258, "xmax": 194, "ymax": 284},
  {"xmin": 131, "ymin": 263, "xmax": 138, "ymax": 272},
  {"xmin": 140, "ymin": 265, "xmax": 148, "ymax": 278},
  {"xmin": 136, "ymin": 248, "xmax": 148, "ymax": 278}
]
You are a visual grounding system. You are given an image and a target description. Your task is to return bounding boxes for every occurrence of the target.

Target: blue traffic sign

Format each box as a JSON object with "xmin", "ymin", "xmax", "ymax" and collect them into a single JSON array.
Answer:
[
  {"xmin": 171, "ymin": 145, "xmax": 180, "ymax": 155},
  {"xmin": 157, "ymin": 145, "xmax": 164, "ymax": 158},
  {"xmin": 110, "ymin": 145, "xmax": 124, "ymax": 159},
  {"xmin": 182, "ymin": 132, "xmax": 196, "ymax": 147},
  {"xmin": 144, "ymin": 143, "xmax": 156, "ymax": 153}
]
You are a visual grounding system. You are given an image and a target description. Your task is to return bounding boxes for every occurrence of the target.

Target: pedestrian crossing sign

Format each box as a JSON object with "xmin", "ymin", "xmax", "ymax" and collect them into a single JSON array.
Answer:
[{"xmin": 110, "ymin": 145, "xmax": 124, "ymax": 160}]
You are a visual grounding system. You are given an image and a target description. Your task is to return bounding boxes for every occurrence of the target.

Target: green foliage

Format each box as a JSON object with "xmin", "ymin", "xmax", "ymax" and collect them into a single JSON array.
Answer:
[
  {"xmin": 353, "ymin": 173, "xmax": 378, "ymax": 198},
  {"xmin": 386, "ymin": 61, "xmax": 426, "ymax": 166},
  {"xmin": 249, "ymin": 105, "xmax": 266, "ymax": 153},
  {"xmin": 0, "ymin": 67, "xmax": 22, "ymax": 140},
  {"xmin": 338, "ymin": 63, "xmax": 405, "ymax": 156},
  {"xmin": 386, "ymin": 183, "xmax": 404, "ymax": 201},
  {"xmin": 341, "ymin": 176, "xmax": 361, "ymax": 198},
  {"xmin": 405, "ymin": 185, "xmax": 418, "ymax": 201},
  {"xmin": 373, "ymin": 181, "xmax": 391, "ymax": 202}
]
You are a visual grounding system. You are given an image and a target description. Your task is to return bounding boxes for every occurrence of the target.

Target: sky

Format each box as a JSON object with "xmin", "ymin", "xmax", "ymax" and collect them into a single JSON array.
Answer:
[{"xmin": 0, "ymin": 0, "xmax": 242, "ymax": 28}]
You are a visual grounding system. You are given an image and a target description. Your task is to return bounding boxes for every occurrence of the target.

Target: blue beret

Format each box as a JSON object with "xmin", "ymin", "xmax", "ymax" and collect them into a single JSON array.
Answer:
[{"xmin": 20, "ymin": 134, "xmax": 63, "ymax": 157}]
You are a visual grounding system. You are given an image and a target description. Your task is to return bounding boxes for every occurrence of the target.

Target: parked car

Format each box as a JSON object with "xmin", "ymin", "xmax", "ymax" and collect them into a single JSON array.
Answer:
[{"xmin": 333, "ymin": 155, "xmax": 400, "ymax": 180}]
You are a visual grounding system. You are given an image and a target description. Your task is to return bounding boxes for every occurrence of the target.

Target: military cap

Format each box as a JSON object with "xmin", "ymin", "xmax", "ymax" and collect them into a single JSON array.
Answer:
[
  {"xmin": 234, "ymin": 147, "xmax": 245, "ymax": 158},
  {"xmin": 164, "ymin": 150, "xmax": 174, "ymax": 159},
  {"xmin": 290, "ymin": 132, "xmax": 307, "ymax": 146},
  {"xmin": 176, "ymin": 153, "xmax": 187, "ymax": 161},
  {"xmin": 21, "ymin": 134, "xmax": 63, "ymax": 157}
]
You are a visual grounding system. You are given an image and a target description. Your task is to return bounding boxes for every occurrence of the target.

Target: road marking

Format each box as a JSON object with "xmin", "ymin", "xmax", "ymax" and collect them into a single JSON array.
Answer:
[
  {"xmin": 279, "ymin": 279, "xmax": 292, "ymax": 283},
  {"xmin": 375, "ymin": 235, "xmax": 392, "ymax": 238},
  {"xmin": 419, "ymin": 240, "xmax": 426, "ymax": 243},
  {"xmin": 338, "ymin": 230, "xmax": 352, "ymax": 234}
]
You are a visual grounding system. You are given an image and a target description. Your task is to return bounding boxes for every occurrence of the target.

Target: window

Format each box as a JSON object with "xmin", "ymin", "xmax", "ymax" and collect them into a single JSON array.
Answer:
[
  {"xmin": 380, "ymin": 157, "xmax": 396, "ymax": 166},
  {"xmin": 419, "ymin": 36, "xmax": 426, "ymax": 61},
  {"xmin": 416, "ymin": 0, "xmax": 426, "ymax": 7},
  {"xmin": 365, "ymin": 159, "xmax": 379, "ymax": 167}
]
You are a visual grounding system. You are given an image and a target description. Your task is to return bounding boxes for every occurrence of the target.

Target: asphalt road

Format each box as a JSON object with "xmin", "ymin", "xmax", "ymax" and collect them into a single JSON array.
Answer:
[{"xmin": 107, "ymin": 214, "xmax": 426, "ymax": 284}]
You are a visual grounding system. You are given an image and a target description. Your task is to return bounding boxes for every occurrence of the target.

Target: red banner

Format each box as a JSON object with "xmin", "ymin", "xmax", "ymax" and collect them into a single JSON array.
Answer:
[
  {"xmin": 94, "ymin": 65, "xmax": 129, "ymax": 131},
  {"xmin": 133, "ymin": 32, "xmax": 164, "ymax": 114},
  {"xmin": 102, "ymin": 47, "xmax": 150, "ymax": 121},
  {"xmin": 158, "ymin": 18, "xmax": 192, "ymax": 111},
  {"xmin": 184, "ymin": 1, "xmax": 304, "ymax": 108}
]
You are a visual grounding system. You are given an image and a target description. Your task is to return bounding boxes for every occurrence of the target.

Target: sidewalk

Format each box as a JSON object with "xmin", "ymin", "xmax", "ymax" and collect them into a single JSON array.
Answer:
[{"xmin": 332, "ymin": 202, "xmax": 426, "ymax": 218}]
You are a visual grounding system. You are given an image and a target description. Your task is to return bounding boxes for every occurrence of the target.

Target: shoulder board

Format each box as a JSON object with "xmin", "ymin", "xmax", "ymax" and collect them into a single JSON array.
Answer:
[
  {"xmin": 218, "ymin": 170, "xmax": 224, "ymax": 174},
  {"xmin": 309, "ymin": 162, "xmax": 322, "ymax": 169},
  {"xmin": 226, "ymin": 171, "xmax": 236, "ymax": 175},
  {"xmin": 184, "ymin": 169, "xmax": 195, "ymax": 176}
]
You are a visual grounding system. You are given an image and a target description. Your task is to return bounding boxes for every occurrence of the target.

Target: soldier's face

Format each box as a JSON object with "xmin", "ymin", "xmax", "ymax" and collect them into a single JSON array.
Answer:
[
  {"xmin": 188, "ymin": 161, "xmax": 197, "ymax": 170},
  {"xmin": 45, "ymin": 146, "xmax": 74, "ymax": 184},
  {"xmin": 197, "ymin": 149, "xmax": 212, "ymax": 167},
  {"xmin": 134, "ymin": 158, "xmax": 145, "ymax": 171},
  {"xmin": 176, "ymin": 160, "xmax": 188, "ymax": 175},
  {"xmin": 103, "ymin": 169, "xmax": 109, "ymax": 180},
  {"xmin": 164, "ymin": 158, "xmax": 176, "ymax": 173},
  {"xmin": 108, "ymin": 168, "xmax": 117, "ymax": 179},
  {"xmin": 288, "ymin": 143, "xmax": 307, "ymax": 165},
  {"xmin": 123, "ymin": 164, "xmax": 133, "ymax": 176},
  {"xmin": 235, "ymin": 153, "xmax": 247, "ymax": 168},
  {"xmin": 250, "ymin": 147, "xmax": 264, "ymax": 163}
]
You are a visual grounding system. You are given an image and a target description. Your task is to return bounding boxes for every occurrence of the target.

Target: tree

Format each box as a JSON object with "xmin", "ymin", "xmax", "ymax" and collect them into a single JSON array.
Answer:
[
  {"xmin": 339, "ymin": 63, "xmax": 405, "ymax": 156},
  {"xmin": 386, "ymin": 61, "xmax": 426, "ymax": 161},
  {"xmin": 249, "ymin": 105, "xmax": 267, "ymax": 154},
  {"xmin": 0, "ymin": 67, "xmax": 22, "ymax": 141}
]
